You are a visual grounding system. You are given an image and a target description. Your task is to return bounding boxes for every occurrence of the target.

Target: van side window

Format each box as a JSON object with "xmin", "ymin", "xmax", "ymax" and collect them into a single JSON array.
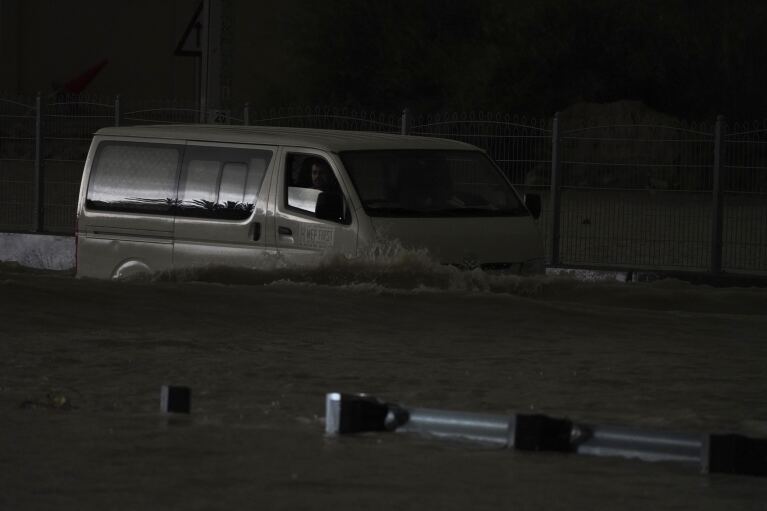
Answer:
[
  {"xmin": 177, "ymin": 146, "xmax": 272, "ymax": 220},
  {"xmin": 86, "ymin": 142, "xmax": 181, "ymax": 214},
  {"xmin": 285, "ymin": 153, "xmax": 350, "ymax": 224}
]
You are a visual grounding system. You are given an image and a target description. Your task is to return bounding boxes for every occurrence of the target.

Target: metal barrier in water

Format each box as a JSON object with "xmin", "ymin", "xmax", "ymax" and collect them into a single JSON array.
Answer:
[{"xmin": 325, "ymin": 392, "xmax": 767, "ymax": 477}]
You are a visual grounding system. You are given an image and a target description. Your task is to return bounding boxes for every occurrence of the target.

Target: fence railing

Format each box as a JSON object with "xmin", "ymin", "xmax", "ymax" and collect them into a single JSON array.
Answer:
[{"xmin": 1, "ymin": 93, "xmax": 765, "ymax": 275}]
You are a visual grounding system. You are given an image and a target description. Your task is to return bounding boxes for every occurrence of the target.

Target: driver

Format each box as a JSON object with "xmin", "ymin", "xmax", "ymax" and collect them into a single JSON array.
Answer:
[{"xmin": 304, "ymin": 157, "xmax": 340, "ymax": 193}]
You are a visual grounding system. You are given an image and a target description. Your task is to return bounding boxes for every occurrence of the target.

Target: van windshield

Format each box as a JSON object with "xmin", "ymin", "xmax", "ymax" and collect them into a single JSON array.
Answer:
[{"xmin": 339, "ymin": 150, "xmax": 527, "ymax": 217}]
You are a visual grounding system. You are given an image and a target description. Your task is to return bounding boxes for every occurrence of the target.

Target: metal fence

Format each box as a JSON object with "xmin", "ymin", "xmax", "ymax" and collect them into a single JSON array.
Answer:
[
  {"xmin": 552, "ymin": 117, "xmax": 720, "ymax": 273},
  {"xmin": 1, "ymin": 93, "xmax": 765, "ymax": 275}
]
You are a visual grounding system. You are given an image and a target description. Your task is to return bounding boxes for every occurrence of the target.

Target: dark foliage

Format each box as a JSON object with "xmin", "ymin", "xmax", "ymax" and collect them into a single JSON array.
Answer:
[{"xmin": 263, "ymin": 0, "xmax": 767, "ymax": 119}]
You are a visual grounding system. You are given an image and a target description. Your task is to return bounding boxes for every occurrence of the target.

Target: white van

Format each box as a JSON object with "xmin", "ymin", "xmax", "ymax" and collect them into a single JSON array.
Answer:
[{"xmin": 76, "ymin": 125, "xmax": 544, "ymax": 279}]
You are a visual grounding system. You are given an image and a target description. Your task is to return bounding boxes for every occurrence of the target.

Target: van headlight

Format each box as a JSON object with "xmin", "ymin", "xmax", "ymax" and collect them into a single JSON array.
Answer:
[{"xmin": 521, "ymin": 257, "xmax": 546, "ymax": 275}]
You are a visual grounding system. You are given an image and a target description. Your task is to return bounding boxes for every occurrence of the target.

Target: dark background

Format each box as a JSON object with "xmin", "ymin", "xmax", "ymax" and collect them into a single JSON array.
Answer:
[{"xmin": 2, "ymin": 0, "xmax": 766, "ymax": 119}]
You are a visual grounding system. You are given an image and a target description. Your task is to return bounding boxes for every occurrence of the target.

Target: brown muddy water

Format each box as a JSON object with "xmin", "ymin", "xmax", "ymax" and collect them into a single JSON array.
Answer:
[{"xmin": 1, "ymin": 263, "xmax": 766, "ymax": 510}]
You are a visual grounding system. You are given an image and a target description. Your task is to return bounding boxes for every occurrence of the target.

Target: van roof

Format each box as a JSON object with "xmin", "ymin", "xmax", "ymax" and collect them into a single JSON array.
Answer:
[{"xmin": 94, "ymin": 124, "xmax": 480, "ymax": 153}]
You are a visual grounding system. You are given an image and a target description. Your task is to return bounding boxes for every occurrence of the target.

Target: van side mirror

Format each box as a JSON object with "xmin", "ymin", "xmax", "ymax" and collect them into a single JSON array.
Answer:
[
  {"xmin": 315, "ymin": 192, "xmax": 345, "ymax": 223},
  {"xmin": 525, "ymin": 193, "xmax": 542, "ymax": 219}
]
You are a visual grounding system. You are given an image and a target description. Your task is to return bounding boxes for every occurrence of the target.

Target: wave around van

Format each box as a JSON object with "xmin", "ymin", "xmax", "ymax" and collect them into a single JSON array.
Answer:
[{"xmin": 148, "ymin": 241, "xmax": 767, "ymax": 316}]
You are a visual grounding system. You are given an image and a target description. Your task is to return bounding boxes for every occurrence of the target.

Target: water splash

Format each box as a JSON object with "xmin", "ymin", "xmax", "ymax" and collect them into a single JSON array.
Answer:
[
  {"xmin": 146, "ymin": 241, "xmax": 767, "ymax": 315},
  {"xmin": 146, "ymin": 238, "xmax": 541, "ymax": 294}
]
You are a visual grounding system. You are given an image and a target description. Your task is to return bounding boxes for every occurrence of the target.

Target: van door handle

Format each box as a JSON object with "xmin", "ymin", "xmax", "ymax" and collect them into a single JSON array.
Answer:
[{"xmin": 278, "ymin": 226, "xmax": 292, "ymax": 236}]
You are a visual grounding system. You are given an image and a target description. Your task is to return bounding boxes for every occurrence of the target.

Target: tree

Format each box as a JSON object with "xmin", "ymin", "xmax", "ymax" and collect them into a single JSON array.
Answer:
[{"xmin": 246, "ymin": 0, "xmax": 767, "ymax": 119}]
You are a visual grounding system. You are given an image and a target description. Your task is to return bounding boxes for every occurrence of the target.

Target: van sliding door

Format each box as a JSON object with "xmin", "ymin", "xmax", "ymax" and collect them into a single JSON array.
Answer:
[{"xmin": 172, "ymin": 143, "xmax": 275, "ymax": 271}]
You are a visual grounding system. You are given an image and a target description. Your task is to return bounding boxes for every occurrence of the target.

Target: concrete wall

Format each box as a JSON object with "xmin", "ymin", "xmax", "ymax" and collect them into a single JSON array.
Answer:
[{"xmin": 0, "ymin": 233, "xmax": 74, "ymax": 270}]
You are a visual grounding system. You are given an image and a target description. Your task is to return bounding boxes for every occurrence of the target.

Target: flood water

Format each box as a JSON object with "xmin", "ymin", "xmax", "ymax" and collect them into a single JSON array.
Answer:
[{"xmin": 1, "ymin": 257, "xmax": 766, "ymax": 510}]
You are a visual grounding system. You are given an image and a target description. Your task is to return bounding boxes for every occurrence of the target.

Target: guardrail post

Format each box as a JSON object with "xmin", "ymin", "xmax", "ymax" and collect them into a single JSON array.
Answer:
[
  {"xmin": 114, "ymin": 95, "xmax": 121, "ymax": 126},
  {"xmin": 710, "ymin": 114, "xmax": 725, "ymax": 274},
  {"xmin": 401, "ymin": 108, "xmax": 409, "ymax": 135},
  {"xmin": 548, "ymin": 112, "xmax": 562, "ymax": 266},
  {"xmin": 33, "ymin": 92, "xmax": 44, "ymax": 232},
  {"xmin": 243, "ymin": 102, "xmax": 250, "ymax": 125}
]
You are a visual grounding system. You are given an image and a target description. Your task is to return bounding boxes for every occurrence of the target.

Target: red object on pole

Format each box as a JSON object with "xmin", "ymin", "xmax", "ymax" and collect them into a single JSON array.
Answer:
[{"xmin": 62, "ymin": 59, "xmax": 108, "ymax": 94}]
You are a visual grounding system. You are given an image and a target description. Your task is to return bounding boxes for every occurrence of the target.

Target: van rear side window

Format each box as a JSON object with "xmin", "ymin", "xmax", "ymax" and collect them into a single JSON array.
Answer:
[
  {"xmin": 176, "ymin": 146, "xmax": 272, "ymax": 220},
  {"xmin": 86, "ymin": 142, "xmax": 181, "ymax": 214}
]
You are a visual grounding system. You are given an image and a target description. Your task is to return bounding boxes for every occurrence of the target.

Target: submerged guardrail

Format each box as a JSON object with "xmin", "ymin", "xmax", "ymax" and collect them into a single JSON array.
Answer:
[{"xmin": 325, "ymin": 393, "xmax": 767, "ymax": 477}]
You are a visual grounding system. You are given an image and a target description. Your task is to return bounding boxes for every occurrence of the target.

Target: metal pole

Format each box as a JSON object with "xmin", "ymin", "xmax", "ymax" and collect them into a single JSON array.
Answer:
[
  {"xmin": 326, "ymin": 393, "xmax": 767, "ymax": 477},
  {"xmin": 33, "ymin": 92, "xmax": 43, "ymax": 233},
  {"xmin": 199, "ymin": 0, "xmax": 210, "ymax": 123},
  {"xmin": 243, "ymin": 102, "xmax": 249, "ymax": 126},
  {"xmin": 549, "ymin": 113, "xmax": 562, "ymax": 266},
  {"xmin": 710, "ymin": 115, "xmax": 725, "ymax": 274},
  {"xmin": 114, "ymin": 95, "xmax": 121, "ymax": 126},
  {"xmin": 401, "ymin": 108, "xmax": 409, "ymax": 135}
]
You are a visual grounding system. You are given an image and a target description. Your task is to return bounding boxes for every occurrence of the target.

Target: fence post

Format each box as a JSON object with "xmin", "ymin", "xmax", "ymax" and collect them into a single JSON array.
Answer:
[
  {"xmin": 243, "ymin": 102, "xmax": 250, "ymax": 125},
  {"xmin": 33, "ymin": 92, "xmax": 43, "ymax": 233},
  {"xmin": 710, "ymin": 114, "xmax": 725, "ymax": 274},
  {"xmin": 401, "ymin": 108, "xmax": 409, "ymax": 135},
  {"xmin": 548, "ymin": 112, "xmax": 562, "ymax": 266},
  {"xmin": 114, "ymin": 95, "xmax": 120, "ymax": 126}
]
